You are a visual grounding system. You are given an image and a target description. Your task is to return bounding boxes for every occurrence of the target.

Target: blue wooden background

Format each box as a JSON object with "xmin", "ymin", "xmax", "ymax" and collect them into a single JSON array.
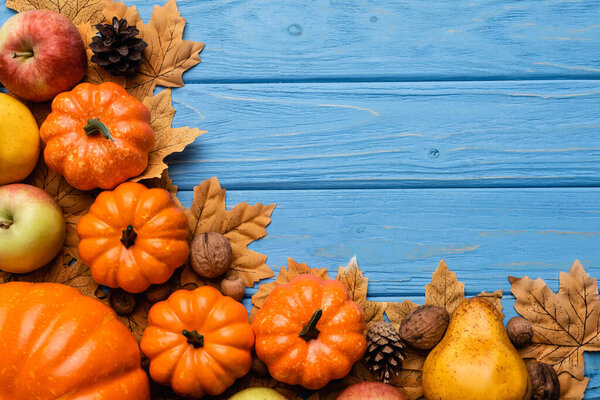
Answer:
[{"xmin": 3, "ymin": 0, "xmax": 600, "ymax": 397}]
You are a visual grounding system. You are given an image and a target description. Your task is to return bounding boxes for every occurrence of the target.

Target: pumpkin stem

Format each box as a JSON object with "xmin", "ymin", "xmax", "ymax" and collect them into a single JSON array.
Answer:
[
  {"xmin": 120, "ymin": 225, "xmax": 137, "ymax": 248},
  {"xmin": 299, "ymin": 309, "xmax": 322, "ymax": 341},
  {"xmin": 182, "ymin": 329, "xmax": 204, "ymax": 348},
  {"xmin": 84, "ymin": 118, "xmax": 114, "ymax": 142}
]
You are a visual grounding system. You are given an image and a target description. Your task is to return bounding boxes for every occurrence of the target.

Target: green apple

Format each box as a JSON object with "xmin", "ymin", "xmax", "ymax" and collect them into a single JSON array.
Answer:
[
  {"xmin": 0, "ymin": 184, "xmax": 65, "ymax": 273},
  {"xmin": 228, "ymin": 387, "xmax": 288, "ymax": 400}
]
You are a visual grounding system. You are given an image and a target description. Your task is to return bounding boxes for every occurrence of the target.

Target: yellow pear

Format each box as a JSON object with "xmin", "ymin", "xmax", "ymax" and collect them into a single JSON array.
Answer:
[{"xmin": 422, "ymin": 297, "xmax": 531, "ymax": 400}]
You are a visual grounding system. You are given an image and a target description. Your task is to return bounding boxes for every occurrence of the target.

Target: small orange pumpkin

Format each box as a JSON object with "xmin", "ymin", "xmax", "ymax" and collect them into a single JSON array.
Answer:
[
  {"xmin": 141, "ymin": 286, "xmax": 255, "ymax": 398},
  {"xmin": 40, "ymin": 82, "xmax": 154, "ymax": 190},
  {"xmin": 253, "ymin": 274, "xmax": 366, "ymax": 390},
  {"xmin": 0, "ymin": 282, "xmax": 150, "ymax": 399},
  {"xmin": 77, "ymin": 181, "xmax": 189, "ymax": 293}
]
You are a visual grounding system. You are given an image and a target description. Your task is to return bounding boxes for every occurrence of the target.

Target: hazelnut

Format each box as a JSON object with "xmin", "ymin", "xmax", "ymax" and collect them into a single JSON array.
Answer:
[
  {"xmin": 190, "ymin": 232, "xmax": 233, "ymax": 279},
  {"xmin": 110, "ymin": 289, "xmax": 136, "ymax": 316},
  {"xmin": 399, "ymin": 305, "xmax": 449, "ymax": 350},
  {"xmin": 525, "ymin": 360, "xmax": 560, "ymax": 400},
  {"xmin": 507, "ymin": 316, "xmax": 534, "ymax": 348},
  {"xmin": 220, "ymin": 275, "xmax": 245, "ymax": 302},
  {"xmin": 145, "ymin": 283, "xmax": 172, "ymax": 304}
]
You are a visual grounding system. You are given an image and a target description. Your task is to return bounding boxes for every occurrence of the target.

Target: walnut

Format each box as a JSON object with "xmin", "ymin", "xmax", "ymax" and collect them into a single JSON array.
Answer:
[
  {"xmin": 399, "ymin": 305, "xmax": 449, "ymax": 350},
  {"xmin": 145, "ymin": 283, "xmax": 172, "ymax": 304},
  {"xmin": 110, "ymin": 289, "xmax": 136, "ymax": 316},
  {"xmin": 220, "ymin": 275, "xmax": 245, "ymax": 302},
  {"xmin": 525, "ymin": 360, "xmax": 560, "ymax": 400},
  {"xmin": 190, "ymin": 232, "xmax": 233, "ymax": 279},
  {"xmin": 507, "ymin": 316, "xmax": 533, "ymax": 348}
]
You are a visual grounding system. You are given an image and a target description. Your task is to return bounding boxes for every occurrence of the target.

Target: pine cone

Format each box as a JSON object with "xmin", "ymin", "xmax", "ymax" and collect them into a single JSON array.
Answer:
[
  {"xmin": 365, "ymin": 321, "xmax": 406, "ymax": 383},
  {"xmin": 90, "ymin": 17, "xmax": 148, "ymax": 76}
]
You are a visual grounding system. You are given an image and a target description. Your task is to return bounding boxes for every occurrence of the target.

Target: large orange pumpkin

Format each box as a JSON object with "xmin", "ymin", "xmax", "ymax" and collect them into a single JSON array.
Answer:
[
  {"xmin": 77, "ymin": 181, "xmax": 189, "ymax": 293},
  {"xmin": 40, "ymin": 82, "xmax": 154, "ymax": 190},
  {"xmin": 0, "ymin": 282, "xmax": 150, "ymax": 399},
  {"xmin": 141, "ymin": 286, "xmax": 255, "ymax": 398},
  {"xmin": 253, "ymin": 274, "xmax": 366, "ymax": 390}
]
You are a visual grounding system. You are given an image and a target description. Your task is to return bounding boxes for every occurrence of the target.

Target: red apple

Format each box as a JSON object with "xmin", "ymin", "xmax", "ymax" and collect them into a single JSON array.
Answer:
[
  {"xmin": 0, "ymin": 184, "xmax": 65, "ymax": 273},
  {"xmin": 337, "ymin": 382, "xmax": 407, "ymax": 400},
  {"xmin": 0, "ymin": 10, "xmax": 87, "ymax": 102}
]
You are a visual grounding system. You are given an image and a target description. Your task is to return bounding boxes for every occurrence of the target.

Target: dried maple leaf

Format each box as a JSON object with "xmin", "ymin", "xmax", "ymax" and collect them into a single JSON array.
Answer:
[
  {"xmin": 386, "ymin": 299, "xmax": 419, "ymax": 330},
  {"xmin": 6, "ymin": 0, "xmax": 106, "ymax": 24},
  {"xmin": 95, "ymin": 0, "xmax": 204, "ymax": 100},
  {"xmin": 510, "ymin": 260, "xmax": 600, "ymax": 381},
  {"xmin": 131, "ymin": 89, "xmax": 205, "ymax": 182},
  {"xmin": 179, "ymin": 177, "xmax": 275, "ymax": 291},
  {"xmin": 336, "ymin": 256, "xmax": 387, "ymax": 333},
  {"xmin": 559, "ymin": 373, "xmax": 589, "ymax": 400},
  {"xmin": 425, "ymin": 259, "xmax": 465, "ymax": 314}
]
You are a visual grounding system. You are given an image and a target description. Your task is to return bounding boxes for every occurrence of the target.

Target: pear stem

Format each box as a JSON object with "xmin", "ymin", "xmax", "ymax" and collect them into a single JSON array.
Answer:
[
  {"xmin": 299, "ymin": 309, "xmax": 322, "ymax": 341},
  {"xmin": 11, "ymin": 51, "xmax": 34, "ymax": 58}
]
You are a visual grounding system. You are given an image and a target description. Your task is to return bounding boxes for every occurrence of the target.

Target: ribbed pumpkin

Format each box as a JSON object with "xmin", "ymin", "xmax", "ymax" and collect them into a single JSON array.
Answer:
[
  {"xmin": 0, "ymin": 282, "xmax": 150, "ymax": 399},
  {"xmin": 77, "ymin": 181, "xmax": 189, "ymax": 293},
  {"xmin": 253, "ymin": 274, "xmax": 366, "ymax": 390},
  {"xmin": 39, "ymin": 82, "xmax": 154, "ymax": 190},
  {"xmin": 141, "ymin": 286, "xmax": 255, "ymax": 398}
]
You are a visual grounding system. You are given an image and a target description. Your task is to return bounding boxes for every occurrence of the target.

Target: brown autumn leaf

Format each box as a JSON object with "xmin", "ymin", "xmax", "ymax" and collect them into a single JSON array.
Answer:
[
  {"xmin": 477, "ymin": 289, "xmax": 504, "ymax": 318},
  {"xmin": 117, "ymin": 297, "xmax": 152, "ymax": 342},
  {"xmin": 179, "ymin": 177, "xmax": 276, "ymax": 291},
  {"xmin": 0, "ymin": 160, "xmax": 97, "ymax": 297},
  {"xmin": 130, "ymin": 89, "xmax": 205, "ymax": 182},
  {"xmin": 306, "ymin": 362, "xmax": 377, "ymax": 400},
  {"xmin": 425, "ymin": 259, "xmax": 465, "ymax": 314},
  {"xmin": 386, "ymin": 299, "xmax": 419, "ymax": 330},
  {"xmin": 95, "ymin": 0, "xmax": 204, "ymax": 100},
  {"xmin": 6, "ymin": 0, "xmax": 105, "ymax": 24},
  {"xmin": 336, "ymin": 256, "xmax": 387, "ymax": 333},
  {"xmin": 510, "ymin": 260, "xmax": 600, "ymax": 381},
  {"xmin": 559, "ymin": 373, "xmax": 589, "ymax": 400}
]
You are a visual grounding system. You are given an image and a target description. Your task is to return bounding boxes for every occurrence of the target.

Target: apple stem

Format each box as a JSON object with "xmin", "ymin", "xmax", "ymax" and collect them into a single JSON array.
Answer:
[
  {"xmin": 0, "ymin": 219, "xmax": 12, "ymax": 229},
  {"xmin": 299, "ymin": 309, "xmax": 322, "ymax": 341},
  {"xmin": 11, "ymin": 51, "xmax": 34, "ymax": 59},
  {"xmin": 182, "ymin": 329, "xmax": 204, "ymax": 348},
  {"xmin": 84, "ymin": 118, "xmax": 114, "ymax": 142}
]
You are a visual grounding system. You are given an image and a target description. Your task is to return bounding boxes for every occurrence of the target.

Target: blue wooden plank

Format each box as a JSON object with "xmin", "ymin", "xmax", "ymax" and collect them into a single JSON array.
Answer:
[
  {"xmin": 102, "ymin": 0, "xmax": 600, "ymax": 82},
  {"xmin": 164, "ymin": 80, "xmax": 600, "ymax": 190},
  {"xmin": 2, "ymin": 0, "xmax": 599, "ymax": 82},
  {"xmin": 176, "ymin": 187, "xmax": 600, "ymax": 397}
]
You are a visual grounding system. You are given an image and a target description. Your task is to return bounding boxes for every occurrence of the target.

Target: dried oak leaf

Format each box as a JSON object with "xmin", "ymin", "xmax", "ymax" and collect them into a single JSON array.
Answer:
[
  {"xmin": 0, "ymin": 160, "xmax": 97, "ymax": 297},
  {"xmin": 130, "ymin": 89, "xmax": 205, "ymax": 182},
  {"xmin": 425, "ymin": 259, "xmax": 465, "ymax": 314},
  {"xmin": 179, "ymin": 177, "xmax": 276, "ymax": 291},
  {"xmin": 336, "ymin": 256, "xmax": 387, "ymax": 333},
  {"xmin": 510, "ymin": 260, "xmax": 600, "ymax": 381},
  {"xmin": 5, "ymin": 0, "xmax": 105, "ymax": 25},
  {"xmin": 91, "ymin": 0, "xmax": 204, "ymax": 100},
  {"xmin": 559, "ymin": 373, "xmax": 589, "ymax": 400}
]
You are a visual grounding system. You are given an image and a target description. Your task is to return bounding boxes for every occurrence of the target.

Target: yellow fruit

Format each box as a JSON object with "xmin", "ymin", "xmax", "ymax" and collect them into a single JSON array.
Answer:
[
  {"xmin": 0, "ymin": 94, "xmax": 40, "ymax": 185},
  {"xmin": 422, "ymin": 297, "xmax": 531, "ymax": 400}
]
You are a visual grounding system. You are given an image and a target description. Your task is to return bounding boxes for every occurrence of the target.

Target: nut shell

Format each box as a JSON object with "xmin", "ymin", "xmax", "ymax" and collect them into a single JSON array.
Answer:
[
  {"xmin": 145, "ymin": 283, "xmax": 172, "ymax": 304},
  {"xmin": 109, "ymin": 289, "xmax": 136, "ymax": 316},
  {"xmin": 399, "ymin": 305, "xmax": 449, "ymax": 350},
  {"xmin": 220, "ymin": 275, "xmax": 245, "ymax": 302},
  {"xmin": 525, "ymin": 360, "xmax": 560, "ymax": 400},
  {"xmin": 507, "ymin": 316, "xmax": 534, "ymax": 348},
  {"xmin": 190, "ymin": 232, "xmax": 233, "ymax": 279}
]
